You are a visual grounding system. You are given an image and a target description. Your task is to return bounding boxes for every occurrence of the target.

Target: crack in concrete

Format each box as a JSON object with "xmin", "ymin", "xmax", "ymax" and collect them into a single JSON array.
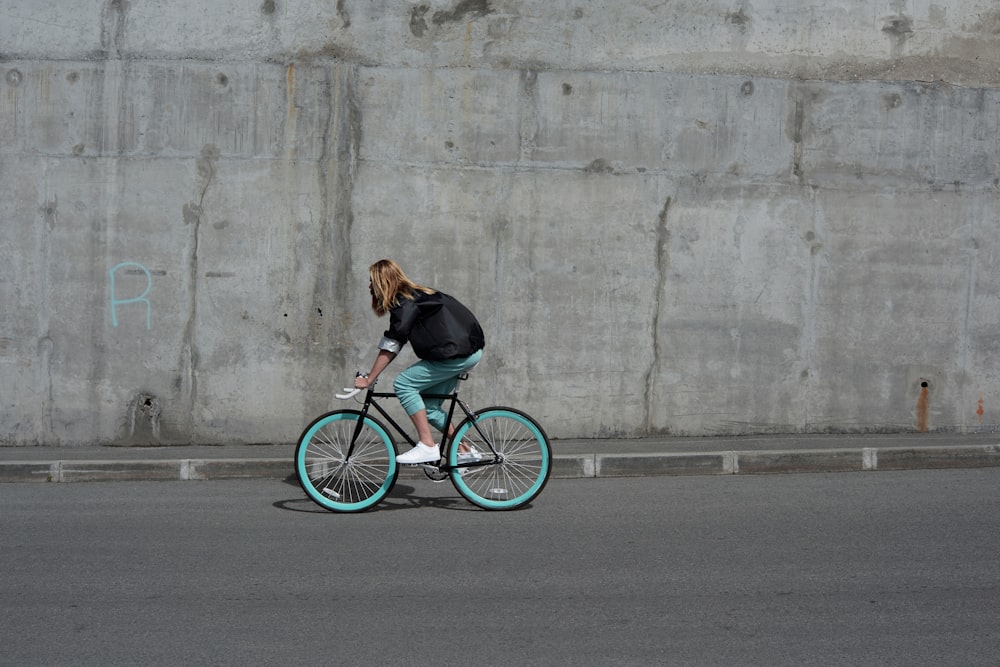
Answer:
[
  {"xmin": 644, "ymin": 196, "xmax": 672, "ymax": 433},
  {"xmin": 179, "ymin": 144, "xmax": 218, "ymax": 427}
]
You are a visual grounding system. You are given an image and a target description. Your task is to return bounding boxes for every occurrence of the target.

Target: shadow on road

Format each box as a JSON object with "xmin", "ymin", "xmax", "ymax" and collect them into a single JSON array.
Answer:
[{"xmin": 273, "ymin": 481, "xmax": 482, "ymax": 513}]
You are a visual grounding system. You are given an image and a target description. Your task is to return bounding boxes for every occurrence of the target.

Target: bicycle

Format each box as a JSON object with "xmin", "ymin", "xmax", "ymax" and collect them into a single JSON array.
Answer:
[{"xmin": 295, "ymin": 373, "xmax": 552, "ymax": 512}]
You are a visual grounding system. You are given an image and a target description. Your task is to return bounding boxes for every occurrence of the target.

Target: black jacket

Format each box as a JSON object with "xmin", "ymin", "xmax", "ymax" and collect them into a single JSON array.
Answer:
[{"xmin": 383, "ymin": 291, "xmax": 485, "ymax": 360}]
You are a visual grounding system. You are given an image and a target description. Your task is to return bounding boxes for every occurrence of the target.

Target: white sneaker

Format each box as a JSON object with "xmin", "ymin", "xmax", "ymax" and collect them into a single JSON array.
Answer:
[
  {"xmin": 397, "ymin": 442, "xmax": 440, "ymax": 464},
  {"xmin": 456, "ymin": 446, "xmax": 482, "ymax": 475},
  {"xmin": 456, "ymin": 446, "xmax": 482, "ymax": 464}
]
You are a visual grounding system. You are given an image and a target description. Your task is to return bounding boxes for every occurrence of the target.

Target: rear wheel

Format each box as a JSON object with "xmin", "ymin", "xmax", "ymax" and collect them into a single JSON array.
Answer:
[
  {"xmin": 295, "ymin": 410, "xmax": 397, "ymax": 512},
  {"xmin": 448, "ymin": 407, "xmax": 551, "ymax": 510}
]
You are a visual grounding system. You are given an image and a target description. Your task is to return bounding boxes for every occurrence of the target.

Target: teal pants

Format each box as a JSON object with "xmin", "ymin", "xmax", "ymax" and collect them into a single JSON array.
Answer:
[{"xmin": 393, "ymin": 349, "xmax": 483, "ymax": 432}]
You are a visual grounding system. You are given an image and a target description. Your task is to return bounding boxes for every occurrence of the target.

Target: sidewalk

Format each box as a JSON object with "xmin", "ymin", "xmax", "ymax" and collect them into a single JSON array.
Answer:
[{"xmin": 1, "ymin": 432, "xmax": 998, "ymax": 483}]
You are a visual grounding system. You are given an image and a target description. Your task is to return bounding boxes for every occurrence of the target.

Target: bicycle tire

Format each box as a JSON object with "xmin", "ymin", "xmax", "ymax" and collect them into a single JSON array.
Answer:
[
  {"xmin": 447, "ymin": 407, "xmax": 551, "ymax": 510},
  {"xmin": 295, "ymin": 410, "xmax": 398, "ymax": 512}
]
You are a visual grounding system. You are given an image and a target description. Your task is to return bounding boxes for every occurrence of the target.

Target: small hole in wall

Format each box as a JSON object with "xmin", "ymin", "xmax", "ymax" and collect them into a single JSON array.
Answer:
[{"xmin": 921, "ymin": 381, "xmax": 929, "ymax": 388}]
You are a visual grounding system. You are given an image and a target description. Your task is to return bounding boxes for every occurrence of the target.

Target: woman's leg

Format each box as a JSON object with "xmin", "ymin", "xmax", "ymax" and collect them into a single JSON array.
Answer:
[{"xmin": 394, "ymin": 350, "xmax": 482, "ymax": 444}]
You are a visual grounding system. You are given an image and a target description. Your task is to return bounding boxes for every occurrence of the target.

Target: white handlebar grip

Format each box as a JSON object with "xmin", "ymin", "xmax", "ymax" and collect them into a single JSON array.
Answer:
[{"xmin": 335, "ymin": 387, "xmax": 361, "ymax": 400}]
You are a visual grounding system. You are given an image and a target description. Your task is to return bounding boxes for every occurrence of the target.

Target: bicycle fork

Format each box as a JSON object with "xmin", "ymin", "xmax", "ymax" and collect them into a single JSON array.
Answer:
[{"xmin": 343, "ymin": 390, "xmax": 377, "ymax": 462}]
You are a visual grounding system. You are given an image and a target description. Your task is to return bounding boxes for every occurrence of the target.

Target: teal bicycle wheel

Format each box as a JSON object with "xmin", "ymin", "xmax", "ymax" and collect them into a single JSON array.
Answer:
[
  {"xmin": 295, "ymin": 410, "xmax": 398, "ymax": 512},
  {"xmin": 448, "ymin": 407, "xmax": 551, "ymax": 510}
]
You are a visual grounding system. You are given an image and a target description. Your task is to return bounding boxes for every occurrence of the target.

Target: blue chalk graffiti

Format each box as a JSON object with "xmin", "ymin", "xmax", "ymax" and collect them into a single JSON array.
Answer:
[{"xmin": 109, "ymin": 262, "xmax": 152, "ymax": 329}]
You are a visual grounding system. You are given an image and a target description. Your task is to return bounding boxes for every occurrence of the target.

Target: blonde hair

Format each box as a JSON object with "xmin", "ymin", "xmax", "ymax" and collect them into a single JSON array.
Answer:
[{"xmin": 368, "ymin": 259, "xmax": 435, "ymax": 316}]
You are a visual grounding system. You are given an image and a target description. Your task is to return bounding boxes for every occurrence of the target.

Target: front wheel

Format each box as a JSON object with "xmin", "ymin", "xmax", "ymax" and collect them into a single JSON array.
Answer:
[
  {"xmin": 448, "ymin": 407, "xmax": 551, "ymax": 510},
  {"xmin": 295, "ymin": 410, "xmax": 398, "ymax": 512}
]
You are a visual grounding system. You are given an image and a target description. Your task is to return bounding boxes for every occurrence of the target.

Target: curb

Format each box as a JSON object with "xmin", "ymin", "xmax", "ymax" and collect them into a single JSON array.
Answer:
[
  {"xmin": 1, "ymin": 444, "xmax": 998, "ymax": 483},
  {"xmin": 0, "ymin": 459, "xmax": 293, "ymax": 484},
  {"xmin": 586, "ymin": 444, "xmax": 1000, "ymax": 477}
]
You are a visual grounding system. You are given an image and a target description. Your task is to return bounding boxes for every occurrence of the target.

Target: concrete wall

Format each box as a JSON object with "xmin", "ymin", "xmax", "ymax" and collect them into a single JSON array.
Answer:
[{"xmin": 2, "ymin": 1, "xmax": 999, "ymax": 445}]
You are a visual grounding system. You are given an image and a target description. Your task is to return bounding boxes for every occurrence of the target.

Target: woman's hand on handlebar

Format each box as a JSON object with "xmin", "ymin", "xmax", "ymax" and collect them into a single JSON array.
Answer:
[{"xmin": 335, "ymin": 372, "xmax": 370, "ymax": 400}]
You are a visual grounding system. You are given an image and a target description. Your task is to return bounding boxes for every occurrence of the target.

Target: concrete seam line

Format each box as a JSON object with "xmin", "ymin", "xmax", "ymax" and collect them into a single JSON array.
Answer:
[{"xmin": 863, "ymin": 448, "xmax": 878, "ymax": 471}]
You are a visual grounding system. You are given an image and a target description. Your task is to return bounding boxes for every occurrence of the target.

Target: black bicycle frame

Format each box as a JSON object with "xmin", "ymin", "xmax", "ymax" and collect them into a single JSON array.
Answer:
[{"xmin": 344, "ymin": 387, "xmax": 496, "ymax": 469}]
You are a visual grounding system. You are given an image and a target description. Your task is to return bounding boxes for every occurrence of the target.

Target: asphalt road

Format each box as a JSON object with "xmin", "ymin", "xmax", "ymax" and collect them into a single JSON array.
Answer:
[{"xmin": 2, "ymin": 470, "xmax": 999, "ymax": 666}]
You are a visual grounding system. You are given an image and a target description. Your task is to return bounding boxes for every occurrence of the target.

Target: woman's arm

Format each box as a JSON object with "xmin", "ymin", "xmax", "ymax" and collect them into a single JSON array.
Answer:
[{"xmin": 355, "ymin": 349, "xmax": 396, "ymax": 389}]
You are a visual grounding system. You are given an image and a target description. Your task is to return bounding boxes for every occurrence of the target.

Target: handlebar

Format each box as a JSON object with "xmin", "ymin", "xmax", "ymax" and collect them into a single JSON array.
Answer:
[
  {"xmin": 335, "ymin": 372, "xmax": 370, "ymax": 400},
  {"xmin": 335, "ymin": 387, "xmax": 362, "ymax": 400}
]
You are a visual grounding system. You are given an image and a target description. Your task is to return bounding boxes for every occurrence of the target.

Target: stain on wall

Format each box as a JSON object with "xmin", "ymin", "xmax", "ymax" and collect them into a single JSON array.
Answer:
[
  {"xmin": 410, "ymin": 0, "xmax": 493, "ymax": 36},
  {"xmin": 916, "ymin": 380, "xmax": 930, "ymax": 432},
  {"xmin": 123, "ymin": 392, "xmax": 162, "ymax": 444},
  {"xmin": 432, "ymin": 0, "xmax": 493, "ymax": 26}
]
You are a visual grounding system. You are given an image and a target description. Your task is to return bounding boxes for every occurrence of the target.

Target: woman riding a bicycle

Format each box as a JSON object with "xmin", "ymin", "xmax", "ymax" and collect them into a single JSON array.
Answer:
[
  {"xmin": 296, "ymin": 259, "xmax": 550, "ymax": 512},
  {"xmin": 353, "ymin": 259, "xmax": 485, "ymax": 464}
]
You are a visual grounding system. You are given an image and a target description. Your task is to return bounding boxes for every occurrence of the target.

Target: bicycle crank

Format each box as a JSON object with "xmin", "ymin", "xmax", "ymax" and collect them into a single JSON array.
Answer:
[{"xmin": 419, "ymin": 464, "xmax": 449, "ymax": 483}]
